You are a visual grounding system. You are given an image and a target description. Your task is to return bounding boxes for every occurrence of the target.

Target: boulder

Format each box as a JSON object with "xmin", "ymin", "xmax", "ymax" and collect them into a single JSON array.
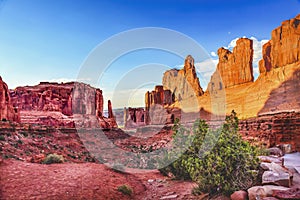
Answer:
[
  {"xmin": 261, "ymin": 162, "xmax": 293, "ymax": 187},
  {"xmin": 230, "ymin": 190, "xmax": 248, "ymax": 200},
  {"xmin": 248, "ymin": 185, "xmax": 290, "ymax": 200},
  {"xmin": 262, "ymin": 171, "xmax": 291, "ymax": 187},
  {"xmin": 267, "ymin": 147, "xmax": 284, "ymax": 157},
  {"xmin": 273, "ymin": 188, "xmax": 300, "ymax": 199},
  {"xmin": 259, "ymin": 156, "xmax": 283, "ymax": 165}
]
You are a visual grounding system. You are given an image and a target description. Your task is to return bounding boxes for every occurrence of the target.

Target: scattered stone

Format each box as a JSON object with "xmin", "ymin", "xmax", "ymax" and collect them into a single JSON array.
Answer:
[
  {"xmin": 248, "ymin": 185, "xmax": 290, "ymax": 200},
  {"xmin": 273, "ymin": 188, "xmax": 300, "ymax": 199},
  {"xmin": 259, "ymin": 156, "xmax": 283, "ymax": 165},
  {"xmin": 148, "ymin": 179, "xmax": 154, "ymax": 183},
  {"xmin": 262, "ymin": 171, "xmax": 291, "ymax": 187},
  {"xmin": 281, "ymin": 144, "xmax": 292, "ymax": 154},
  {"xmin": 260, "ymin": 162, "xmax": 293, "ymax": 187},
  {"xmin": 159, "ymin": 194, "xmax": 178, "ymax": 200},
  {"xmin": 165, "ymin": 191, "xmax": 176, "ymax": 196},
  {"xmin": 230, "ymin": 190, "xmax": 248, "ymax": 200},
  {"xmin": 268, "ymin": 147, "xmax": 283, "ymax": 157}
]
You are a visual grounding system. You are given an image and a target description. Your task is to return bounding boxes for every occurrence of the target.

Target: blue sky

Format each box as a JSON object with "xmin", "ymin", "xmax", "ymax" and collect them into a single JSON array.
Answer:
[{"xmin": 0, "ymin": 0, "xmax": 299, "ymax": 108}]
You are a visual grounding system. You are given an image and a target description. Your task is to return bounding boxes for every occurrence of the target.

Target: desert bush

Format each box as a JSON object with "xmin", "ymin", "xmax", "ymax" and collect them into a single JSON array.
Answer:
[
  {"xmin": 43, "ymin": 153, "xmax": 64, "ymax": 164},
  {"xmin": 160, "ymin": 111, "xmax": 260, "ymax": 195},
  {"xmin": 117, "ymin": 184, "xmax": 133, "ymax": 196},
  {"xmin": 0, "ymin": 135, "xmax": 5, "ymax": 141}
]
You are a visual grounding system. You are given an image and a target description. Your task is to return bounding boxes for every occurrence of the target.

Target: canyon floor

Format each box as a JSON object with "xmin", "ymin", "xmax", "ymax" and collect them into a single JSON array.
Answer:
[{"xmin": 0, "ymin": 159, "xmax": 209, "ymax": 200}]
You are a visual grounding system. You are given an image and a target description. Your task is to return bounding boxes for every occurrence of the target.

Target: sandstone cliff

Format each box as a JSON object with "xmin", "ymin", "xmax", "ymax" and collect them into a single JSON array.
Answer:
[
  {"xmin": 163, "ymin": 55, "xmax": 204, "ymax": 100},
  {"xmin": 141, "ymin": 14, "xmax": 300, "ymax": 150},
  {"xmin": 0, "ymin": 77, "xmax": 20, "ymax": 122},
  {"xmin": 10, "ymin": 82, "xmax": 117, "ymax": 129},
  {"xmin": 210, "ymin": 38, "xmax": 254, "ymax": 89},
  {"xmin": 259, "ymin": 14, "xmax": 300, "ymax": 72}
]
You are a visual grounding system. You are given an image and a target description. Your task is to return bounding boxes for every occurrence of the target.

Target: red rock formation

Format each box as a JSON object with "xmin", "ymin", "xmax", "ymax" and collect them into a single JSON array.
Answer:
[
  {"xmin": 9, "ymin": 82, "xmax": 116, "ymax": 129},
  {"xmin": 259, "ymin": 14, "xmax": 300, "ymax": 71},
  {"xmin": 239, "ymin": 112, "xmax": 300, "ymax": 152},
  {"xmin": 145, "ymin": 86, "xmax": 173, "ymax": 111},
  {"xmin": 259, "ymin": 41, "xmax": 272, "ymax": 73},
  {"xmin": 163, "ymin": 55, "xmax": 204, "ymax": 100},
  {"xmin": 124, "ymin": 107, "xmax": 146, "ymax": 128},
  {"xmin": 107, "ymin": 100, "xmax": 118, "ymax": 128},
  {"xmin": 108, "ymin": 100, "xmax": 114, "ymax": 118},
  {"xmin": 0, "ymin": 76, "xmax": 19, "ymax": 122},
  {"xmin": 214, "ymin": 38, "xmax": 254, "ymax": 88}
]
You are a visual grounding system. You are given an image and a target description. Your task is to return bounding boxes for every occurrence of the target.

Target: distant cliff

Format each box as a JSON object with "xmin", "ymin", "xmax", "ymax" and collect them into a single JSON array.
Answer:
[{"xmin": 9, "ymin": 82, "xmax": 117, "ymax": 129}]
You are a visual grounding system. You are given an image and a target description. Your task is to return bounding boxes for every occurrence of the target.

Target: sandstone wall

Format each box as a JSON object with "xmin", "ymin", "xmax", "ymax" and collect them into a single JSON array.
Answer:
[
  {"xmin": 239, "ymin": 112, "xmax": 300, "ymax": 152},
  {"xmin": 0, "ymin": 77, "xmax": 20, "ymax": 122},
  {"xmin": 9, "ymin": 82, "xmax": 117, "ymax": 129},
  {"xmin": 210, "ymin": 38, "xmax": 254, "ymax": 89},
  {"xmin": 259, "ymin": 14, "xmax": 300, "ymax": 72}
]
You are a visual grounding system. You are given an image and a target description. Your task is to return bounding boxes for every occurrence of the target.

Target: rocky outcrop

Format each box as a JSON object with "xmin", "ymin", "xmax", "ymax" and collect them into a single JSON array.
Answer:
[
  {"xmin": 259, "ymin": 14, "xmax": 300, "ymax": 71},
  {"xmin": 124, "ymin": 107, "xmax": 146, "ymax": 128},
  {"xmin": 9, "ymin": 82, "xmax": 117, "ymax": 129},
  {"xmin": 145, "ymin": 86, "xmax": 173, "ymax": 111},
  {"xmin": 0, "ymin": 77, "xmax": 19, "ymax": 122},
  {"xmin": 162, "ymin": 55, "xmax": 204, "ymax": 101},
  {"xmin": 259, "ymin": 41, "xmax": 272, "ymax": 73},
  {"xmin": 239, "ymin": 112, "xmax": 300, "ymax": 152},
  {"xmin": 212, "ymin": 38, "xmax": 254, "ymax": 88}
]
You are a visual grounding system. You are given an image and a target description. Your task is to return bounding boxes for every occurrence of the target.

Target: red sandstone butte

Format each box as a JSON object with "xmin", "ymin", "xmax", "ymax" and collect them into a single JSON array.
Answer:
[
  {"xmin": 259, "ymin": 14, "xmax": 300, "ymax": 72},
  {"xmin": 162, "ymin": 55, "xmax": 204, "ymax": 101},
  {"xmin": 9, "ymin": 81, "xmax": 117, "ymax": 129},
  {"xmin": 215, "ymin": 38, "xmax": 254, "ymax": 88},
  {"xmin": 0, "ymin": 76, "xmax": 20, "ymax": 122}
]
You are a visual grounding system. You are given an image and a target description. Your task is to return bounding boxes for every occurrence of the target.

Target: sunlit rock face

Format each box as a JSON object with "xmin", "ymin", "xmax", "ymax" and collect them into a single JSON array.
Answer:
[
  {"xmin": 0, "ymin": 76, "xmax": 20, "ymax": 122},
  {"xmin": 211, "ymin": 38, "xmax": 254, "ymax": 89},
  {"xmin": 162, "ymin": 55, "xmax": 204, "ymax": 101}
]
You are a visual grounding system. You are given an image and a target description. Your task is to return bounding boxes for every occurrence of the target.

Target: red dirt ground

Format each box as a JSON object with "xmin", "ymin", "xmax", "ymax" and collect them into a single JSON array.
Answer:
[{"xmin": 0, "ymin": 159, "xmax": 203, "ymax": 200}]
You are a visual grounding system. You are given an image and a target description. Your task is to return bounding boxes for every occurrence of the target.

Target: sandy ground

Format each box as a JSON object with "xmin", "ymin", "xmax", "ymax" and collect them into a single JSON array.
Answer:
[{"xmin": 0, "ymin": 159, "xmax": 201, "ymax": 200}]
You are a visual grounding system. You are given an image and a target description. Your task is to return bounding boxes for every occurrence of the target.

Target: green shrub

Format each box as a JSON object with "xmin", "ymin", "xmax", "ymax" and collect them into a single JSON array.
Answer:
[
  {"xmin": 160, "ymin": 111, "xmax": 260, "ymax": 195},
  {"xmin": 117, "ymin": 184, "xmax": 133, "ymax": 196},
  {"xmin": 0, "ymin": 135, "xmax": 5, "ymax": 141},
  {"xmin": 43, "ymin": 154, "xmax": 64, "ymax": 164}
]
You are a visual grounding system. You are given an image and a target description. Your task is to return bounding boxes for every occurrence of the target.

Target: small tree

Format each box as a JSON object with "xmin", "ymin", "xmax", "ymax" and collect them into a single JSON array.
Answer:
[{"xmin": 160, "ymin": 111, "xmax": 260, "ymax": 195}]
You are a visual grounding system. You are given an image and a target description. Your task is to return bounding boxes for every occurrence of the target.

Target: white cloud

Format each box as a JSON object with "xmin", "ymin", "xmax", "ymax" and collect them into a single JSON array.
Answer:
[{"xmin": 210, "ymin": 51, "xmax": 217, "ymax": 57}]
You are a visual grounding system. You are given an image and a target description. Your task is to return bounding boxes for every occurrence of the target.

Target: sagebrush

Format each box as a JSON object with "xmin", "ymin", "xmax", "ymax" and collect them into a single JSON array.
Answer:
[
  {"xmin": 160, "ymin": 111, "xmax": 260, "ymax": 195},
  {"xmin": 43, "ymin": 153, "xmax": 64, "ymax": 164}
]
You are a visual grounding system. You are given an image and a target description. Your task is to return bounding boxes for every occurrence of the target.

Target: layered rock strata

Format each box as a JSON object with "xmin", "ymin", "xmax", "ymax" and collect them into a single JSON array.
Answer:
[{"xmin": 9, "ymin": 82, "xmax": 117, "ymax": 129}]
